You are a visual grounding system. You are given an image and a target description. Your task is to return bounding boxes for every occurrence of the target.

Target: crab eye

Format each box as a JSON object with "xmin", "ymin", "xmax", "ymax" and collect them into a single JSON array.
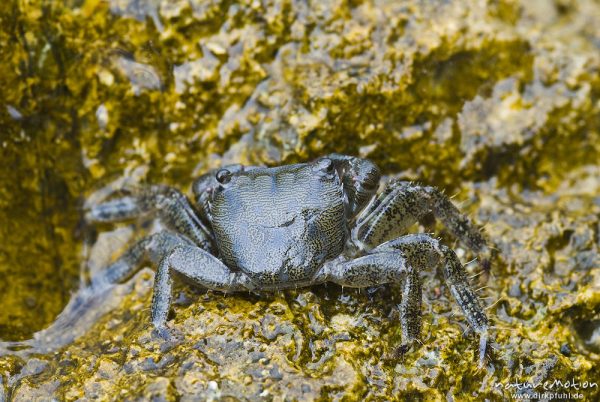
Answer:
[
  {"xmin": 216, "ymin": 168, "xmax": 232, "ymax": 184},
  {"xmin": 319, "ymin": 157, "xmax": 334, "ymax": 173}
]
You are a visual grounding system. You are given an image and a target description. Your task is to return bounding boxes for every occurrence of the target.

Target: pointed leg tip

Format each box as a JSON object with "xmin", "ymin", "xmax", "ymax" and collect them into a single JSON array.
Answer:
[
  {"xmin": 478, "ymin": 331, "xmax": 488, "ymax": 369},
  {"xmin": 152, "ymin": 325, "xmax": 172, "ymax": 341},
  {"xmin": 478, "ymin": 245, "xmax": 496, "ymax": 273},
  {"xmin": 481, "ymin": 257, "xmax": 492, "ymax": 274},
  {"xmin": 398, "ymin": 343, "xmax": 411, "ymax": 355},
  {"xmin": 384, "ymin": 343, "xmax": 411, "ymax": 361}
]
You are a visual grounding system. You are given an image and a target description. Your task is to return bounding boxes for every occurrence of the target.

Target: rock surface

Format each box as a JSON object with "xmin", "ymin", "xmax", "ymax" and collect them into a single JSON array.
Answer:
[{"xmin": 0, "ymin": 0, "xmax": 598, "ymax": 400}]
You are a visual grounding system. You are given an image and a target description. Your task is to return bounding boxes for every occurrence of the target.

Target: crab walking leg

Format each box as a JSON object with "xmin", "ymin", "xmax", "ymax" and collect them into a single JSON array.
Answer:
[
  {"xmin": 92, "ymin": 231, "xmax": 194, "ymax": 288},
  {"xmin": 151, "ymin": 245, "xmax": 252, "ymax": 328},
  {"xmin": 352, "ymin": 181, "xmax": 490, "ymax": 261},
  {"xmin": 85, "ymin": 196, "xmax": 141, "ymax": 222},
  {"xmin": 318, "ymin": 234, "xmax": 490, "ymax": 366},
  {"xmin": 441, "ymin": 245, "xmax": 489, "ymax": 367},
  {"xmin": 86, "ymin": 185, "xmax": 214, "ymax": 252},
  {"xmin": 374, "ymin": 234, "xmax": 489, "ymax": 366},
  {"xmin": 316, "ymin": 251, "xmax": 423, "ymax": 349}
]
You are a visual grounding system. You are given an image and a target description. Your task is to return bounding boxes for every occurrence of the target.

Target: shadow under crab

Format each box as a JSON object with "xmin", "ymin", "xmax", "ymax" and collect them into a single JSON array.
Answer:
[{"xmin": 86, "ymin": 154, "xmax": 492, "ymax": 366}]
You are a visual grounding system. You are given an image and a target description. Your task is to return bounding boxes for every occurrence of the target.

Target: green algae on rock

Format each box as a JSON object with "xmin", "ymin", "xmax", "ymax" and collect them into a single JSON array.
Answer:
[{"xmin": 0, "ymin": 0, "xmax": 599, "ymax": 400}]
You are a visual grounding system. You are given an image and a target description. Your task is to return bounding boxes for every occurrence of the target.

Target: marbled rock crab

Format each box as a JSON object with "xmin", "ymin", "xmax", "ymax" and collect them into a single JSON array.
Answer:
[{"xmin": 87, "ymin": 154, "xmax": 491, "ymax": 365}]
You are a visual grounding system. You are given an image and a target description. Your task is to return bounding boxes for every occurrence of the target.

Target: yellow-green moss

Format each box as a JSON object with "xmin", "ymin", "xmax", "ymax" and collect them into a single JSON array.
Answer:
[{"xmin": 0, "ymin": 0, "xmax": 599, "ymax": 400}]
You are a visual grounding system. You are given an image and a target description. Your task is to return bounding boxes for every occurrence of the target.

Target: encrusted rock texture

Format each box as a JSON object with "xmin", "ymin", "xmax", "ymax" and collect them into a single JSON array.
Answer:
[{"xmin": 0, "ymin": 0, "xmax": 598, "ymax": 400}]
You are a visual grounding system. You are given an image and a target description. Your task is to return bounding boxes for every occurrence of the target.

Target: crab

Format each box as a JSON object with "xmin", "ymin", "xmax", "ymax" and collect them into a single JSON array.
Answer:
[{"xmin": 86, "ymin": 154, "xmax": 491, "ymax": 365}]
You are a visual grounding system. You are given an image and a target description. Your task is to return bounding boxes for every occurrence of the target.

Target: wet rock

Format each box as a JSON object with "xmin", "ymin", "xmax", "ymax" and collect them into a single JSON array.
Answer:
[{"xmin": 0, "ymin": 0, "xmax": 599, "ymax": 400}]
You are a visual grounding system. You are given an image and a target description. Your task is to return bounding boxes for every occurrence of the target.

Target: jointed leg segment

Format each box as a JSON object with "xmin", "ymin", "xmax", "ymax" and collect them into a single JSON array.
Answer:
[
  {"xmin": 353, "ymin": 181, "xmax": 489, "ymax": 258},
  {"xmin": 151, "ymin": 245, "xmax": 252, "ymax": 328},
  {"xmin": 86, "ymin": 185, "xmax": 215, "ymax": 253},
  {"xmin": 91, "ymin": 229, "xmax": 253, "ymax": 329},
  {"xmin": 348, "ymin": 181, "xmax": 491, "ymax": 363},
  {"xmin": 86, "ymin": 187, "xmax": 253, "ymax": 329},
  {"xmin": 90, "ymin": 231, "xmax": 190, "ymax": 288},
  {"xmin": 317, "ymin": 234, "xmax": 489, "ymax": 365}
]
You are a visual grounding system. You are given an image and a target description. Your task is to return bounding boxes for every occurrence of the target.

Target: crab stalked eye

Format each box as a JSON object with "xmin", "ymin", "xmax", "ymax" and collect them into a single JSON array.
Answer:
[
  {"xmin": 216, "ymin": 168, "xmax": 232, "ymax": 184},
  {"xmin": 318, "ymin": 157, "xmax": 334, "ymax": 173}
]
